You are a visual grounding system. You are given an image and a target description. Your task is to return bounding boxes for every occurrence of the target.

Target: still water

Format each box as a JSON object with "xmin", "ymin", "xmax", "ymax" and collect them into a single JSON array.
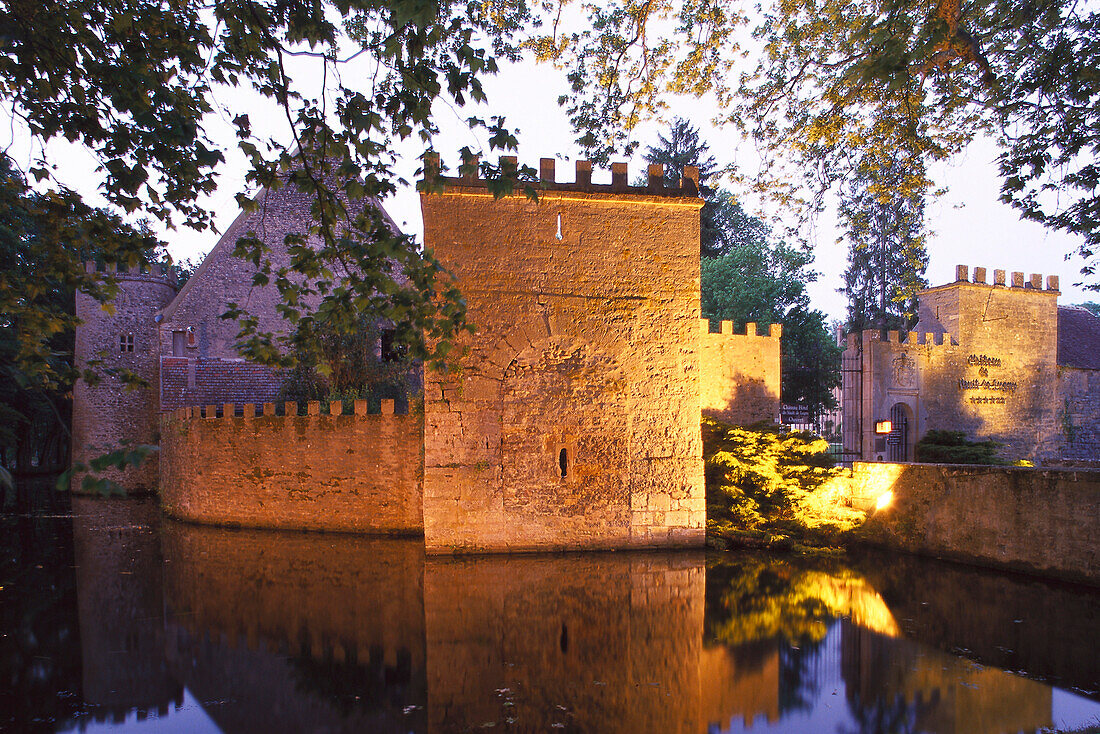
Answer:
[{"xmin": 2, "ymin": 497, "xmax": 1099, "ymax": 733}]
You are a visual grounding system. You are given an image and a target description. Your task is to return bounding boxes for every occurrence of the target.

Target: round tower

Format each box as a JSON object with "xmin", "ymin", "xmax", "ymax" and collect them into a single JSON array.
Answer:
[{"xmin": 72, "ymin": 263, "xmax": 177, "ymax": 494}]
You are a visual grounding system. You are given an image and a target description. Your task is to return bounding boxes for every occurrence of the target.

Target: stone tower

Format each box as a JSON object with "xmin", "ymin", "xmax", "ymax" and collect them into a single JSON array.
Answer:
[
  {"xmin": 844, "ymin": 265, "xmax": 1062, "ymax": 462},
  {"xmin": 72, "ymin": 263, "xmax": 177, "ymax": 493},
  {"xmin": 420, "ymin": 157, "xmax": 707, "ymax": 553}
]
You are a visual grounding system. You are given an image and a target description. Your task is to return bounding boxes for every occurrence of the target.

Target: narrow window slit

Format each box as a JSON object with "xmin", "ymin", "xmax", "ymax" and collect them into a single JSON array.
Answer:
[{"xmin": 559, "ymin": 448, "xmax": 568, "ymax": 479}]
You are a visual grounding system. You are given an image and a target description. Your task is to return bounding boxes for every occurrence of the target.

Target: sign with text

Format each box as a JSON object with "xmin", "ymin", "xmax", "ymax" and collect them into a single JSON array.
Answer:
[{"xmin": 781, "ymin": 404, "xmax": 809, "ymax": 424}]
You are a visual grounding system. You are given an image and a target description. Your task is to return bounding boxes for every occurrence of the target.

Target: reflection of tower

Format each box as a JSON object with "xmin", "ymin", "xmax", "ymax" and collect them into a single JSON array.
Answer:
[
  {"xmin": 71, "ymin": 497, "xmax": 181, "ymax": 721},
  {"xmin": 423, "ymin": 551, "xmax": 706, "ymax": 732},
  {"xmin": 698, "ymin": 641, "xmax": 781, "ymax": 729},
  {"xmin": 72, "ymin": 263, "xmax": 176, "ymax": 493}
]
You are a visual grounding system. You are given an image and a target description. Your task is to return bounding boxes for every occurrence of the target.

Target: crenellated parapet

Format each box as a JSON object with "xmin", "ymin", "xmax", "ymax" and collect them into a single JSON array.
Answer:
[
  {"xmin": 83, "ymin": 259, "xmax": 178, "ymax": 286},
  {"xmin": 424, "ymin": 154, "xmax": 702, "ymax": 200},
  {"xmin": 849, "ymin": 330, "xmax": 958, "ymax": 349},
  {"xmin": 700, "ymin": 319, "xmax": 782, "ymax": 340},
  {"xmin": 952, "ymin": 264, "xmax": 1060, "ymax": 292},
  {"xmin": 170, "ymin": 398, "xmax": 409, "ymax": 420}
]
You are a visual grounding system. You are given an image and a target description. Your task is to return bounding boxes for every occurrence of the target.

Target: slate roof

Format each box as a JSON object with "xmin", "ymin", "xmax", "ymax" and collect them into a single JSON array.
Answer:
[{"xmin": 1058, "ymin": 306, "xmax": 1100, "ymax": 369}]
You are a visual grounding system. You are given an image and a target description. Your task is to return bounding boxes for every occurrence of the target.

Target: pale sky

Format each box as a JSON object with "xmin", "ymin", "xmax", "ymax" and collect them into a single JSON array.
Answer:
[{"xmin": 4, "ymin": 46, "xmax": 1094, "ymax": 321}]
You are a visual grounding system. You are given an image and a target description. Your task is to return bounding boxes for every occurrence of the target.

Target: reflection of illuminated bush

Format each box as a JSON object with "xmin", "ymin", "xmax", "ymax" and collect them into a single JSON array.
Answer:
[
  {"xmin": 703, "ymin": 418, "xmax": 865, "ymax": 544},
  {"xmin": 705, "ymin": 555, "xmax": 899, "ymax": 647}
]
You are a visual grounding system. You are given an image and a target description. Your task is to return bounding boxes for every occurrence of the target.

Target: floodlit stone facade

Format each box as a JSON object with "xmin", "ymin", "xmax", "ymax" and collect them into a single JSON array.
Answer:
[
  {"xmin": 420, "ymin": 158, "xmax": 709, "ymax": 552},
  {"xmin": 73, "ymin": 157, "xmax": 784, "ymax": 550},
  {"xmin": 699, "ymin": 320, "xmax": 782, "ymax": 425},
  {"xmin": 843, "ymin": 265, "xmax": 1100, "ymax": 464}
]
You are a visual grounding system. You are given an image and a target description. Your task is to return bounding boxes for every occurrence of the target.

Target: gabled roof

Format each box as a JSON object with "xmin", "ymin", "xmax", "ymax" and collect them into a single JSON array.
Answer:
[
  {"xmin": 1058, "ymin": 306, "xmax": 1100, "ymax": 370},
  {"xmin": 160, "ymin": 176, "xmax": 401, "ymax": 322}
]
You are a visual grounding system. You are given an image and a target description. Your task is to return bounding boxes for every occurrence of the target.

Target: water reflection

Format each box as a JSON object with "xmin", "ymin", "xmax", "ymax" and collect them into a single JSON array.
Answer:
[
  {"xmin": 160, "ymin": 521, "xmax": 427, "ymax": 733},
  {"xmin": 1, "ymin": 500, "xmax": 1099, "ymax": 733}
]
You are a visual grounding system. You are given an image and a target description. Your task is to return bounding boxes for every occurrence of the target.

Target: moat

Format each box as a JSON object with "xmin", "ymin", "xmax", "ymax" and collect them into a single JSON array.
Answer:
[{"xmin": 2, "ymin": 496, "xmax": 1099, "ymax": 733}]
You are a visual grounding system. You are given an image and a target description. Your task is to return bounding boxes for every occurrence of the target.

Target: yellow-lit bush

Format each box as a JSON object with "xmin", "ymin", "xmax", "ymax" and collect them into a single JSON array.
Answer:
[{"xmin": 703, "ymin": 418, "xmax": 865, "ymax": 547}]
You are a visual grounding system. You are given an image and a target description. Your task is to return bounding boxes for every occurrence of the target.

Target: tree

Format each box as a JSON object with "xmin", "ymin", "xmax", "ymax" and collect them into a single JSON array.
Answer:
[
  {"xmin": 532, "ymin": 0, "xmax": 1100, "ymax": 288},
  {"xmin": 0, "ymin": 161, "xmax": 169, "ymax": 489},
  {"xmin": 840, "ymin": 153, "xmax": 930, "ymax": 335},
  {"xmin": 0, "ymin": 0, "xmax": 540, "ymax": 491},
  {"xmin": 0, "ymin": 0, "xmax": 540, "ymax": 389},
  {"xmin": 643, "ymin": 118, "xmax": 718, "ymax": 184}
]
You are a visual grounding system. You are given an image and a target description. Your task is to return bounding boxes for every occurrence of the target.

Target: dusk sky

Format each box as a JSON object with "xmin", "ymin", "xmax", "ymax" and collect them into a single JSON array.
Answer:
[{"xmin": 4, "ymin": 47, "xmax": 1094, "ymax": 322}]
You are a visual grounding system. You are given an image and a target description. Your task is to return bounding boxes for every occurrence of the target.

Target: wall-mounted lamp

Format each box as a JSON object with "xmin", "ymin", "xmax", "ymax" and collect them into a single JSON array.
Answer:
[{"xmin": 875, "ymin": 420, "xmax": 893, "ymax": 434}]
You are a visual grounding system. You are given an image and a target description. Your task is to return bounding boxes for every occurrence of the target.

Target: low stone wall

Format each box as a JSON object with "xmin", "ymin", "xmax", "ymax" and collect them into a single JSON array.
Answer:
[
  {"xmin": 850, "ymin": 462, "xmax": 1100, "ymax": 586},
  {"xmin": 159, "ymin": 401, "xmax": 423, "ymax": 534}
]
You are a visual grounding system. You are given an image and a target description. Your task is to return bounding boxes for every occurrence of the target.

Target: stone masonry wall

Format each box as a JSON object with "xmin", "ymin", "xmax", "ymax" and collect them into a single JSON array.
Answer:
[
  {"xmin": 157, "ymin": 175, "xmax": 398, "ymax": 361},
  {"xmin": 159, "ymin": 357, "xmax": 282, "ymax": 413},
  {"xmin": 157, "ymin": 184, "xmax": 322, "ymax": 360},
  {"xmin": 699, "ymin": 320, "xmax": 781, "ymax": 425},
  {"xmin": 850, "ymin": 462, "xmax": 1100, "ymax": 586},
  {"xmin": 159, "ymin": 401, "xmax": 422, "ymax": 533},
  {"xmin": 420, "ymin": 158, "xmax": 706, "ymax": 553},
  {"xmin": 72, "ymin": 267, "xmax": 177, "ymax": 493}
]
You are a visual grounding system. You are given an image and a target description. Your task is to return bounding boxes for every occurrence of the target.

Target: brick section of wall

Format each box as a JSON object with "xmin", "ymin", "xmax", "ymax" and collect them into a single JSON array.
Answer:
[
  {"xmin": 850, "ymin": 462, "xmax": 1100, "ymax": 586},
  {"xmin": 420, "ymin": 160, "xmax": 706, "ymax": 553},
  {"xmin": 159, "ymin": 357, "xmax": 282, "ymax": 413},
  {"xmin": 72, "ymin": 270, "xmax": 177, "ymax": 494},
  {"xmin": 159, "ymin": 405, "xmax": 423, "ymax": 534},
  {"xmin": 699, "ymin": 320, "xmax": 781, "ymax": 425}
]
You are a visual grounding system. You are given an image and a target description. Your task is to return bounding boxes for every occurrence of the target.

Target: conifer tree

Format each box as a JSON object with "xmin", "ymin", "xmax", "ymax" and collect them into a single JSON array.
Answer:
[
  {"xmin": 643, "ymin": 118, "xmax": 731, "ymax": 258},
  {"xmin": 840, "ymin": 154, "xmax": 930, "ymax": 336}
]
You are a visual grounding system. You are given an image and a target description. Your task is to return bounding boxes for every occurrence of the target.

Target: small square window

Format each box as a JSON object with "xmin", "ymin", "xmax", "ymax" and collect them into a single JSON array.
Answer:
[
  {"xmin": 380, "ymin": 329, "xmax": 407, "ymax": 362},
  {"xmin": 120, "ymin": 334, "xmax": 134, "ymax": 353}
]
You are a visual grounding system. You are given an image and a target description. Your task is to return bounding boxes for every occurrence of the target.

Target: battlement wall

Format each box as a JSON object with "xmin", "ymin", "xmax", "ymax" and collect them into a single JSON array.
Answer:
[
  {"xmin": 699, "ymin": 319, "xmax": 781, "ymax": 425},
  {"xmin": 948, "ymin": 264, "xmax": 1060, "ymax": 292},
  {"xmin": 425, "ymin": 154, "xmax": 702, "ymax": 200},
  {"xmin": 159, "ymin": 402, "xmax": 423, "ymax": 534}
]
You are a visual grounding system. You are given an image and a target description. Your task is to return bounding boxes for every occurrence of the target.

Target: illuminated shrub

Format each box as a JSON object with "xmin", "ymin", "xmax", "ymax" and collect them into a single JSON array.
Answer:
[{"xmin": 703, "ymin": 418, "xmax": 864, "ymax": 546}]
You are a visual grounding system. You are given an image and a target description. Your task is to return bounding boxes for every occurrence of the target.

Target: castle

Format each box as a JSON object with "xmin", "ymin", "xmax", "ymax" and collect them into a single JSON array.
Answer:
[
  {"xmin": 843, "ymin": 265, "xmax": 1100, "ymax": 464},
  {"xmin": 72, "ymin": 158, "xmax": 782, "ymax": 552}
]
